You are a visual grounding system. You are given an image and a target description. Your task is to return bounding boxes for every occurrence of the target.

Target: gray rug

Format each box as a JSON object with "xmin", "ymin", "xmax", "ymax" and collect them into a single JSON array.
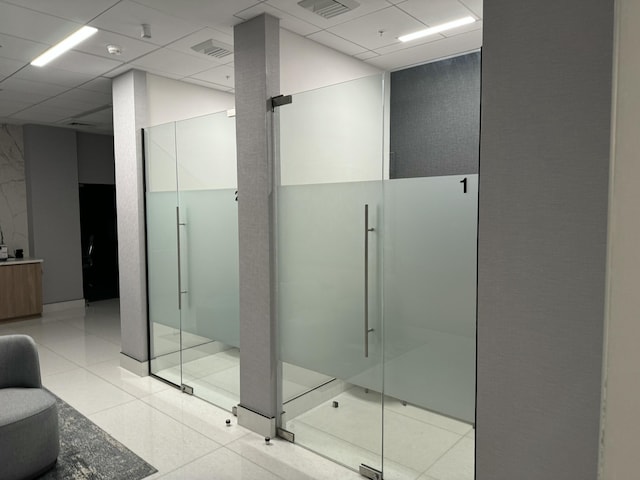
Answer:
[{"xmin": 38, "ymin": 396, "xmax": 157, "ymax": 480}]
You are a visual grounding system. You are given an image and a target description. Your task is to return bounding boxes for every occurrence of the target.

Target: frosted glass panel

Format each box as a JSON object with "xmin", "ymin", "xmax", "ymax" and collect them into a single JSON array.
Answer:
[
  {"xmin": 384, "ymin": 174, "xmax": 477, "ymax": 423},
  {"xmin": 176, "ymin": 111, "xmax": 237, "ymax": 191},
  {"xmin": 145, "ymin": 122, "xmax": 177, "ymax": 193},
  {"xmin": 178, "ymin": 189, "xmax": 239, "ymax": 347},
  {"xmin": 279, "ymin": 181, "xmax": 382, "ymax": 391}
]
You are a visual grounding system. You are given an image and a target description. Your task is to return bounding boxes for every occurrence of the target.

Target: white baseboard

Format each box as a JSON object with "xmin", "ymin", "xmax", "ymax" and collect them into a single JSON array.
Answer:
[{"xmin": 120, "ymin": 352, "xmax": 149, "ymax": 377}]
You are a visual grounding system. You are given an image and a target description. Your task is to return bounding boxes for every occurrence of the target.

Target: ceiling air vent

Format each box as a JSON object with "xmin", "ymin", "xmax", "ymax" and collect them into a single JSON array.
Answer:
[
  {"xmin": 191, "ymin": 39, "xmax": 233, "ymax": 59},
  {"xmin": 298, "ymin": 0, "xmax": 360, "ymax": 19}
]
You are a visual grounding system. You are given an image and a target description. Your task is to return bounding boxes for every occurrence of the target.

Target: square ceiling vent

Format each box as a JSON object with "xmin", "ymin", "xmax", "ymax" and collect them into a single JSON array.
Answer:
[
  {"xmin": 191, "ymin": 39, "xmax": 233, "ymax": 59},
  {"xmin": 298, "ymin": 0, "xmax": 360, "ymax": 19}
]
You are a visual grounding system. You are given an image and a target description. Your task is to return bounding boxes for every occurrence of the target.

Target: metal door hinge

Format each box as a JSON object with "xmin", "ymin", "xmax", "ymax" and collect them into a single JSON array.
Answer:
[
  {"xmin": 270, "ymin": 94, "xmax": 292, "ymax": 111},
  {"xmin": 181, "ymin": 384, "xmax": 194, "ymax": 395}
]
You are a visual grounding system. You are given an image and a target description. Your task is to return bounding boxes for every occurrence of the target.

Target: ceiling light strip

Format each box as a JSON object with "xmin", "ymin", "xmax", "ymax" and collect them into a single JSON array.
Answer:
[
  {"xmin": 399, "ymin": 16, "xmax": 476, "ymax": 43},
  {"xmin": 31, "ymin": 26, "xmax": 98, "ymax": 67}
]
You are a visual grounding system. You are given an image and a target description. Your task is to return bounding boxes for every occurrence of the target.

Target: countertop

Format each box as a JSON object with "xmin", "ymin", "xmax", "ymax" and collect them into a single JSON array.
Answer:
[{"xmin": 0, "ymin": 258, "xmax": 43, "ymax": 266}]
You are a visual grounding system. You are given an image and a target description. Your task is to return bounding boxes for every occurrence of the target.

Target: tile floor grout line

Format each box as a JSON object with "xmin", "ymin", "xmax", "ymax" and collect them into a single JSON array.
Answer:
[{"xmin": 418, "ymin": 433, "xmax": 470, "ymax": 479}]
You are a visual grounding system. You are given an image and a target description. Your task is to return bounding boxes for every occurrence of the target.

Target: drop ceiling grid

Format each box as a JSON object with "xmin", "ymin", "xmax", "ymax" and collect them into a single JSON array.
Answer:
[{"xmin": 0, "ymin": 0, "xmax": 483, "ymax": 131}]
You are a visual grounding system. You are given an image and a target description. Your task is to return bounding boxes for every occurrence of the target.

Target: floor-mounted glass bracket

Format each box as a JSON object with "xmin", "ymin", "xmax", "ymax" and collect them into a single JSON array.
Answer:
[
  {"xmin": 359, "ymin": 463, "xmax": 383, "ymax": 480},
  {"xmin": 276, "ymin": 427, "xmax": 295, "ymax": 443}
]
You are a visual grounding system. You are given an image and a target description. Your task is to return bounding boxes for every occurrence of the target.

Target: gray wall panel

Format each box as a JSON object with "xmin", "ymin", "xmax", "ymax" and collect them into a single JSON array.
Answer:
[
  {"xmin": 476, "ymin": 1, "xmax": 613, "ymax": 479},
  {"xmin": 23, "ymin": 125, "xmax": 83, "ymax": 304},
  {"xmin": 390, "ymin": 52, "xmax": 480, "ymax": 178}
]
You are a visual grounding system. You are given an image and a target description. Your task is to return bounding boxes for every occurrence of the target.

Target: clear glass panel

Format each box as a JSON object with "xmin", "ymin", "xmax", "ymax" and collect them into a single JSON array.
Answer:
[
  {"xmin": 382, "ymin": 175, "xmax": 477, "ymax": 479},
  {"xmin": 175, "ymin": 111, "xmax": 240, "ymax": 411},
  {"xmin": 145, "ymin": 122, "xmax": 182, "ymax": 385},
  {"xmin": 277, "ymin": 74, "xmax": 385, "ymax": 475}
]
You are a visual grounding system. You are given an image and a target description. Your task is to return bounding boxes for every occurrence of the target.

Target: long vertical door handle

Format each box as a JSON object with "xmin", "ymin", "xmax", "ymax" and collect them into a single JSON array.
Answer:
[
  {"xmin": 364, "ymin": 204, "xmax": 375, "ymax": 357},
  {"xmin": 176, "ymin": 206, "xmax": 182, "ymax": 310}
]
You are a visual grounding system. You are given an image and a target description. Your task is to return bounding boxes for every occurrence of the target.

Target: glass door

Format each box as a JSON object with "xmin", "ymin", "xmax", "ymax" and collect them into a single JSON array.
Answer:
[
  {"xmin": 276, "ymin": 74, "xmax": 386, "ymax": 477},
  {"xmin": 145, "ymin": 110, "xmax": 240, "ymax": 412}
]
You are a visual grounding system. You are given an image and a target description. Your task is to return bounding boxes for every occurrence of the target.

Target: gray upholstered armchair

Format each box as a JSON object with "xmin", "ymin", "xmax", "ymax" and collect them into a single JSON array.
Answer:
[{"xmin": 0, "ymin": 335, "xmax": 59, "ymax": 480}]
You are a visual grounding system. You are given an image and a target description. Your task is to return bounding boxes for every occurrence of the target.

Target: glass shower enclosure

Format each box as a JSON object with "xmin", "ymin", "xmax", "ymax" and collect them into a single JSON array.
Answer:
[
  {"xmin": 144, "ymin": 109, "xmax": 240, "ymax": 411},
  {"xmin": 276, "ymin": 74, "xmax": 477, "ymax": 479}
]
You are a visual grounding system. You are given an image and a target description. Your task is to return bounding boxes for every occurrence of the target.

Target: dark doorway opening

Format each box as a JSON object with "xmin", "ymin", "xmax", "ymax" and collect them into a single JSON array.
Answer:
[{"xmin": 79, "ymin": 184, "xmax": 119, "ymax": 302}]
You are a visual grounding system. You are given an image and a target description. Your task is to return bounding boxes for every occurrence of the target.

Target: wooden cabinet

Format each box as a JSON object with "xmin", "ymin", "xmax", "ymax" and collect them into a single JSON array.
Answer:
[{"xmin": 0, "ymin": 262, "xmax": 43, "ymax": 321}]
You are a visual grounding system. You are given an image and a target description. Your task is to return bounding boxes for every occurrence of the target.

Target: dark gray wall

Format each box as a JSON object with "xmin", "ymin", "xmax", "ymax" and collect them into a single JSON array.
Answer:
[
  {"xmin": 77, "ymin": 132, "xmax": 115, "ymax": 185},
  {"xmin": 390, "ymin": 52, "xmax": 480, "ymax": 178},
  {"xmin": 24, "ymin": 125, "xmax": 83, "ymax": 304},
  {"xmin": 234, "ymin": 14, "xmax": 280, "ymax": 418},
  {"xmin": 476, "ymin": 1, "xmax": 613, "ymax": 479}
]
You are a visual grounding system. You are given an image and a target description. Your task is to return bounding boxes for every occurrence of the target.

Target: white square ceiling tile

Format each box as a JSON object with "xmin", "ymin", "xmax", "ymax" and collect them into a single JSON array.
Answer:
[
  {"xmin": 0, "ymin": 57, "xmax": 24, "ymax": 78},
  {"xmin": 0, "ymin": 87, "xmax": 51, "ymax": 104},
  {"xmin": 0, "ymin": 3, "xmax": 81, "ymax": 45},
  {"xmin": 0, "ymin": 34, "xmax": 49, "ymax": 62},
  {"xmin": 234, "ymin": 4, "xmax": 321, "ymax": 37},
  {"xmin": 11, "ymin": 104, "xmax": 82, "ymax": 122},
  {"xmin": 0, "ymin": 77, "xmax": 69, "ymax": 96},
  {"xmin": 79, "ymin": 76, "xmax": 112, "ymax": 93},
  {"xmin": 165, "ymin": 28, "xmax": 234, "ymax": 65},
  {"xmin": 0, "ymin": 98, "xmax": 32, "ymax": 116},
  {"xmin": 190, "ymin": 65, "xmax": 234, "ymax": 89},
  {"xmin": 459, "ymin": 0, "xmax": 482, "ymax": 18},
  {"xmin": 355, "ymin": 50, "xmax": 379, "ymax": 60},
  {"xmin": 397, "ymin": 0, "xmax": 477, "ymax": 26},
  {"xmin": 59, "ymin": 87, "xmax": 111, "ymax": 104},
  {"xmin": 43, "ymin": 50, "xmax": 123, "ymax": 76},
  {"xmin": 327, "ymin": 6, "xmax": 425, "ymax": 50},
  {"xmin": 15, "ymin": 65, "xmax": 95, "ymax": 88},
  {"xmin": 266, "ymin": 0, "xmax": 390, "ymax": 29},
  {"xmin": 2, "ymin": 0, "xmax": 121, "ymax": 24},
  {"xmin": 74, "ymin": 30, "xmax": 159, "ymax": 62},
  {"xmin": 180, "ymin": 77, "xmax": 230, "ymax": 92},
  {"xmin": 132, "ymin": 0, "xmax": 258, "ymax": 32},
  {"xmin": 366, "ymin": 27, "xmax": 481, "ymax": 70},
  {"xmin": 441, "ymin": 19, "xmax": 482, "ymax": 38},
  {"xmin": 90, "ymin": 1, "xmax": 202, "ymax": 47},
  {"xmin": 131, "ymin": 48, "xmax": 215, "ymax": 77},
  {"xmin": 374, "ymin": 32, "xmax": 444, "ymax": 56},
  {"xmin": 39, "ymin": 96, "xmax": 107, "ymax": 112},
  {"xmin": 307, "ymin": 30, "xmax": 367, "ymax": 55},
  {"xmin": 74, "ymin": 107, "xmax": 113, "ymax": 124}
]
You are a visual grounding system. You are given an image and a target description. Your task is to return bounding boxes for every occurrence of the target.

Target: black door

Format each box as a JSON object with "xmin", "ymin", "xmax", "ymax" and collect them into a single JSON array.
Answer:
[{"xmin": 79, "ymin": 184, "xmax": 119, "ymax": 301}]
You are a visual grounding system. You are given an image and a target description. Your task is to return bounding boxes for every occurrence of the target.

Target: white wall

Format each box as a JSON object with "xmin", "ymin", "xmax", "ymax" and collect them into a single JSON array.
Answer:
[
  {"xmin": 146, "ymin": 74, "xmax": 235, "ymax": 127},
  {"xmin": 600, "ymin": 0, "xmax": 640, "ymax": 477},
  {"xmin": 0, "ymin": 124, "xmax": 29, "ymax": 257},
  {"xmin": 280, "ymin": 29, "xmax": 380, "ymax": 95}
]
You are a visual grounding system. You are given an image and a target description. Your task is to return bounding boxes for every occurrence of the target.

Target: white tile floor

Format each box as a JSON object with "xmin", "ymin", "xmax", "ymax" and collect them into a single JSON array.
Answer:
[
  {"xmin": 0, "ymin": 300, "xmax": 360, "ymax": 480},
  {"xmin": 0, "ymin": 300, "xmax": 474, "ymax": 480}
]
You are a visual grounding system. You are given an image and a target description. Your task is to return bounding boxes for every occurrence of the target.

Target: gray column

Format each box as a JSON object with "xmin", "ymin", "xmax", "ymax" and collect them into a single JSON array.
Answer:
[
  {"xmin": 112, "ymin": 69, "xmax": 149, "ymax": 372},
  {"xmin": 477, "ymin": 1, "xmax": 613, "ymax": 479},
  {"xmin": 233, "ymin": 14, "xmax": 280, "ymax": 435}
]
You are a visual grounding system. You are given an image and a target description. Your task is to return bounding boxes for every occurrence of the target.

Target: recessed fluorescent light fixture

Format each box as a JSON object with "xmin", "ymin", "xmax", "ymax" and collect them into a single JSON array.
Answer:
[
  {"xmin": 31, "ymin": 26, "xmax": 98, "ymax": 67},
  {"xmin": 399, "ymin": 16, "xmax": 476, "ymax": 43}
]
